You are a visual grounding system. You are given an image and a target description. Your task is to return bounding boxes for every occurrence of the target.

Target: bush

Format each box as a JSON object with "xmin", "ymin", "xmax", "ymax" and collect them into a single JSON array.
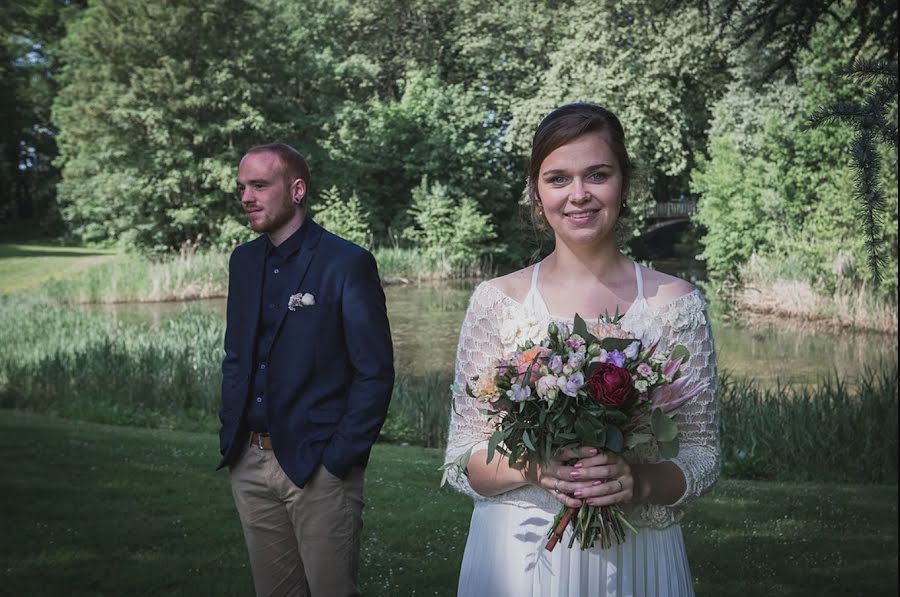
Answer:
[
  {"xmin": 402, "ymin": 177, "xmax": 498, "ymax": 274},
  {"xmin": 311, "ymin": 186, "xmax": 373, "ymax": 248}
]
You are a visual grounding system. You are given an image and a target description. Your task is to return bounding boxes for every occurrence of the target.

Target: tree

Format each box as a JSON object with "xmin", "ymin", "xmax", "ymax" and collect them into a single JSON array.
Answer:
[
  {"xmin": 693, "ymin": 12, "xmax": 898, "ymax": 294},
  {"xmin": 506, "ymin": 0, "xmax": 730, "ymax": 213},
  {"xmin": 52, "ymin": 0, "xmax": 319, "ymax": 252},
  {"xmin": 402, "ymin": 176, "xmax": 497, "ymax": 272},
  {"xmin": 321, "ymin": 68, "xmax": 513, "ymax": 235},
  {"xmin": 0, "ymin": 0, "xmax": 84, "ymax": 228}
]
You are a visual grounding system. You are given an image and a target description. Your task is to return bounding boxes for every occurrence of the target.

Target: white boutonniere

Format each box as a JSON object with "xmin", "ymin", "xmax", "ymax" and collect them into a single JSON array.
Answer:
[{"xmin": 288, "ymin": 292, "xmax": 315, "ymax": 311}]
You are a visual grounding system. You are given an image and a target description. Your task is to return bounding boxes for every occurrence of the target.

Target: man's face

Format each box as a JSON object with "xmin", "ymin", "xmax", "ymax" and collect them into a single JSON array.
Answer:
[{"xmin": 236, "ymin": 151, "xmax": 305, "ymax": 240}]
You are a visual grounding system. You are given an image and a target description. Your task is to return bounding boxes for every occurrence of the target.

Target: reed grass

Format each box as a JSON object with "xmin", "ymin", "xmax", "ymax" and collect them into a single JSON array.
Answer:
[
  {"xmin": 36, "ymin": 251, "xmax": 230, "ymax": 304},
  {"xmin": 372, "ymin": 247, "xmax": 492, "ymax": 284},
  {"xmin": 13, "ymin": 247, "xmax": 487, "ymax": 304},
  {"xmin": 2, "ymin": 295, "xmax": 896, "ymax": 484},
  {"xmin": 735, "ymin": 256, "xmax": 898, "ymax": 333},
  {"xmin": 719, "ymin": 368, "xmax": 898, "ymax": 484}
]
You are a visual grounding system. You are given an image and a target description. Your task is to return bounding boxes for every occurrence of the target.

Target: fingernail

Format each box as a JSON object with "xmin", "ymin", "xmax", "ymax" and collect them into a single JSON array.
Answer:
[
  {"xmin": 587, "ymin": 448, "xmax": 598, "ymax": 455},
  {"xmin": 574, "ymin": 490, "xmax": 583, "ymax": 497},
  {"xmin": 573, "ymin": 463, "xmax": 583, "ymax": 469},
  {"xmin": 592, "ymin": 480, "xmax": 603, "ymax": 486},
  {"xmin": 570, "ymin": 470, "xmax": 580, "ymax": 478}
]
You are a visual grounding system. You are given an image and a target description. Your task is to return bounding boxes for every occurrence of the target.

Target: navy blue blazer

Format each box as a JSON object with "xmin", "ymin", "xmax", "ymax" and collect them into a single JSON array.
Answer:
[{"xmin": 217, "ymin": 219, "xmax": 394, "ymax": 487}]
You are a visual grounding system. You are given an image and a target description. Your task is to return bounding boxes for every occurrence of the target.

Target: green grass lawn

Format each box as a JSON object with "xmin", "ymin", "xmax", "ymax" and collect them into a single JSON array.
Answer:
[
  {"xmin": 1, "ymin": 411, "xmax": 896, "ymax": 596},
  {"xmin": 0, "ymin": 242, "xmax": 115, "ymax": 295}
]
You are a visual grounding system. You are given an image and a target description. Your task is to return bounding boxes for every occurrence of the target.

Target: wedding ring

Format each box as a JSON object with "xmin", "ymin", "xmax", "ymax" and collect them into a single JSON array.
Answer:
[
  {"xmin": 554, "ymin": 479, "xmax": 561, "ymax": 492},
  {"xmin": 615, "ymin": 479, "xmax": 623, "ymax": 493}
]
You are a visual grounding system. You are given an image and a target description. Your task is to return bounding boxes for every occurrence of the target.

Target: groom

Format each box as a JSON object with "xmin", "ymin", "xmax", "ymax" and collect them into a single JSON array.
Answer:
[{"xmin": 217, "ymin": 143, "xmax": 394, "ymax": 596}]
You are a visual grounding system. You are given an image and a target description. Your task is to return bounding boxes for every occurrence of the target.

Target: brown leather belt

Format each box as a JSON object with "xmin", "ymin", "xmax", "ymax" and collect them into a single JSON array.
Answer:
[{"xmin": 249, "ymin": 432, "xmax": 273, "ymax": 450}]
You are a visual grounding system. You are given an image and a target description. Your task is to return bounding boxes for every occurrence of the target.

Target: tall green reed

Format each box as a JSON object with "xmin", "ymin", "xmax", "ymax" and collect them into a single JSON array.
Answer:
[
  {"xmin": 0, "ymin": 297, "xmax": 223, "ymax": 431},
  {"xmin": 24, "ymin": 247, "xmax": 488, "ymax": 305},
  {"xmin": 719, "ymin": 367, "xmax": 898, "ymax": 484},
  {"xmin": 3, "ymin": 295, "xmax": 896, "ymax": 484}
]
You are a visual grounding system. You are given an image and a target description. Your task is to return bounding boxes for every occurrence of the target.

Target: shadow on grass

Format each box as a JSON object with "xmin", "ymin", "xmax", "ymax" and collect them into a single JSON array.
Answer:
[{"xmin": 1, "ymin": 411, "xmax": 896, "ymax": 597}]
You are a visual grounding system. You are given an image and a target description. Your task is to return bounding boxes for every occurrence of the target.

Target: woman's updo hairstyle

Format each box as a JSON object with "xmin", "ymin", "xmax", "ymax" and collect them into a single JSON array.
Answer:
[{"xmin": 526, "ymin": 103, "xmax": 634, "ymax": 231}]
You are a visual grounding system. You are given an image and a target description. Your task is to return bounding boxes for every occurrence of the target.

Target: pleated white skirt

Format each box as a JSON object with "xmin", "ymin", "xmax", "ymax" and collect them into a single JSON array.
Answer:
[{"xmin": 457, "ymin": 501, "xmax": 694, "ymax": 597}]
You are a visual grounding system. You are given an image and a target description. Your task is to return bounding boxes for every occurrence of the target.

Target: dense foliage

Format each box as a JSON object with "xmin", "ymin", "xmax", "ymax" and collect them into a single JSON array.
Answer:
[
  {"xmin": 3, "ymin": 0, "xmax": 897, "ymax": 294},
  {"xmin": 693, "ymin": 13, "xmax": 898, "ymax": 294}
]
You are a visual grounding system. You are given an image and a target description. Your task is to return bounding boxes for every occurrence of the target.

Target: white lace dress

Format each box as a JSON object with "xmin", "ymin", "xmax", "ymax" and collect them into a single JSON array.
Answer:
[{"xmin": 444, "ymin": 261, "xmax": 720, "ymax": 597}]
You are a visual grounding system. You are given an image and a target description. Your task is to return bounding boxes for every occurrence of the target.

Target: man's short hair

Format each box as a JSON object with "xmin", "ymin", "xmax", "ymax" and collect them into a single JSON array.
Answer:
[{"xmin": 245, "ymin": 143, "xmax": 310, "ymax": 185}]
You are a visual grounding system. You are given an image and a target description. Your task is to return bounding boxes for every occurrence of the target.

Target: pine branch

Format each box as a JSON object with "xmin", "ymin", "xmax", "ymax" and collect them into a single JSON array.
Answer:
[
  {"xmin": 806, "ymin": 58, "xmax": 896, "ymax": 282},
  {"xmin": 851, "ymin": 130, "xmax": 886, "ymax": 284},
  {"xmin": 804, "ymin": 102, "xmax": 866, "ymax": 129},
  {"xmin": 847, "ymin": 58, "xmax": 898, "ymax": 83}
]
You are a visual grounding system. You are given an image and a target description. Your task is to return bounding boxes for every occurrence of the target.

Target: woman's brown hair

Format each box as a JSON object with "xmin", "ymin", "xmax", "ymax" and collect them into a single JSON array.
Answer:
[{"xmin": 526, "ymin": 103, "xmax": 634, "ymax": 231}]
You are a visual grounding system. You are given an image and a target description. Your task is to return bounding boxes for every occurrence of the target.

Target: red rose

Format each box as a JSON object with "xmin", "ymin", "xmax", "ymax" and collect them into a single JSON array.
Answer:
[{"xmin": 587, "ymin": 363, "xmax": 633, "ymax": 407}]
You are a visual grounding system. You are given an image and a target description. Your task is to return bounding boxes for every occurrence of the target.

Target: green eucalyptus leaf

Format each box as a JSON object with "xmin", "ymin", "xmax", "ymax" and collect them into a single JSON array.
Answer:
[
  {"xmin": 573, "ymin": 314, "xmax": 590, "ymax": 340},
  {"xmin": 605, "ymin": 424, "xmax": 625, "ymax": 453},
  {"xmin": 486, "ymin": 430, "xmax": 504, "ymax": 463},
  {"xmin": 669, "ymin": 344, "xmax": 690, "ymax": 364},
  {"xmin": 599, "ymin": 337, "xmax": 636, "ymax": 352},
  {"xmin": 574, "ymin": 417, "xmax": 596, "ymax": 444},
  {"xmin": 625, "ymin": 432, "xmax": 654, "ymax": 449},
  {"xmin": 651, "ymin": 408, "xmax": 678, "ymax": 442},
  {"xmin": 522, "ymin": 428, "xmax": 536, "ymax": 451},
  {"xmin": 658, "ymin": 438, "xmax": 680, "ymax": 459}
]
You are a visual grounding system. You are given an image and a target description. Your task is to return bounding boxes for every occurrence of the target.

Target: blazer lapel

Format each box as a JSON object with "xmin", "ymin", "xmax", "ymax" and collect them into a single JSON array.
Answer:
[
  {"xmin": 243, "ymin": 236, "xmax": 267, "ymax": 343},
  {"xmin": 270, "ymin": 218, "xmax": 324, "ymax": 340}
]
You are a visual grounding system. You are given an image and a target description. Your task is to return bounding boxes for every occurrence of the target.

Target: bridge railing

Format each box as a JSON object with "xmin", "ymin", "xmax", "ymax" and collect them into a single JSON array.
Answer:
[{"xmin": 644, "ymin": 201, "xmax": 697, "ymax": 219}]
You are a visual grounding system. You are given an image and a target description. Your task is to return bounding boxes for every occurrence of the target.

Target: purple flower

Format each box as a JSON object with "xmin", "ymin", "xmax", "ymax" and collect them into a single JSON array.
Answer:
[
  {"xmin": 507, "ymin": 383, "xmax": 532, "ymax": 402},
  {"xmin": 548, "ymin": 355, "xmax": 563, "ymax": 374},
  {"xmin": 608, "ymin": 350, "xmax": 626, "ymax": 368},
  {"xmin": 637, "ymin": 363, "xmax": 653, "ymax": 377},
  {"xmin": 557, "ymin": 372, "xmax": 585, "ymax": 397}
]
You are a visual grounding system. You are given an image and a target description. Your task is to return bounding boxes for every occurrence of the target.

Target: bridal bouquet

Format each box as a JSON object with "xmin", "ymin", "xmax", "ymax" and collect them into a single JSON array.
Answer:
[{"xmin": 448, "ymin": 313, "xmax": 704, "ymax": 551}]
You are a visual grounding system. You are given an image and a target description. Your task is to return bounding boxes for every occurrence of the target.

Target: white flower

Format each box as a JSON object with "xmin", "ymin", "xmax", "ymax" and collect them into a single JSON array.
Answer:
[
  {"xmin": 624, "ymin": 340, "xmax": 640, "ymax": 359},
  {"xmin": 567, "ymin": 352, "xmax": 586, "ymax": 371},
  {"xmin": 288, "ymin": 292, "xmax": 316, "ymax": 311},
  {"xmin": 499, "ymin": 314, "xmax": 545, "ymax": 347},
  {"xmin": 635, "ymin": 379, "xmax": 649, "ymax": 393},
  {"xmin": 536, "ymin": 375, "xmax": 559, "ymax": 400}
]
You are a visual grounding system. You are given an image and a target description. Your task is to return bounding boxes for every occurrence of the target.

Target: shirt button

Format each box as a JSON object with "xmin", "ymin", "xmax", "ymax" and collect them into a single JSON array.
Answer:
[
  {"xmin": 255, "ymin": 396, "xmax": 262, "ymax": 403},
  {"xmin": 273, "ymin": 268, "xmax": 280, "ymax": 274},
  {"xmin": 259, "ymin": 363, "xmax": 267, "ymax": 370},
  {"xmin": 268, "ymin": 303, "xmax": 275, "ymax": 309}
]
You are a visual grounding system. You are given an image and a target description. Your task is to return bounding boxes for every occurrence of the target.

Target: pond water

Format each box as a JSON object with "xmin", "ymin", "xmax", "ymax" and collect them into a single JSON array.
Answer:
[{"xmin": 93, "ymin": 280, "xmax": 898, "ymax": 387}]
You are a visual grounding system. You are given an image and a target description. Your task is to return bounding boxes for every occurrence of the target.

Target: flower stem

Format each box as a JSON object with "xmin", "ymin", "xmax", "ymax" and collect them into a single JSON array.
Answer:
[{"xmin": 545, "ymin": 506, "xmax": 576, "ymax": 551}]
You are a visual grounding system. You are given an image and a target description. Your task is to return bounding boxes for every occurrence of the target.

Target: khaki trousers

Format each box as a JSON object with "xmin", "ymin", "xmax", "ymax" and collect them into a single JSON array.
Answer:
[{"xmin": 229, "ymin": 442, "xmax": 365, "ymax": 597}]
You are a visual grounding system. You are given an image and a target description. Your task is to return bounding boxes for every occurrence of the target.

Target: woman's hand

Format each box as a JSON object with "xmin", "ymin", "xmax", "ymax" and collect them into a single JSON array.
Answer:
[{"xmin": 534, "ymin": 447, "xmax": 636, "ymax": 508}]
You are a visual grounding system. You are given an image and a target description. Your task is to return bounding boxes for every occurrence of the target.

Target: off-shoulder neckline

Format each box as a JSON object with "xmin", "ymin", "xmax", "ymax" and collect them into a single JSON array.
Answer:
[{"xmin": 478, "ymin": 280, "xmax": 703, "ymax": 320}]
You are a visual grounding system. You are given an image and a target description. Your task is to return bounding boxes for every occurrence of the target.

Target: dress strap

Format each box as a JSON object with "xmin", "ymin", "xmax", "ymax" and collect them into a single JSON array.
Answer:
[
  {"xmin": 530, "ymin": 260, "xmax": 542, "ymax": 292},
  {"xmin": 633, "ymin": 261, "xmax": 645, "ymax": 300}
]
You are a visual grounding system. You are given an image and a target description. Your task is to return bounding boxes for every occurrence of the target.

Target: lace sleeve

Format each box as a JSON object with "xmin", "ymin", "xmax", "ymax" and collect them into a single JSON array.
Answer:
[
  {"xmin": 663, "ymin": 292, "xmax": 721, "ymax": 506},
  {"xmin": 443, "ymin": 282, "xmax": 507, "ymax": 498}
]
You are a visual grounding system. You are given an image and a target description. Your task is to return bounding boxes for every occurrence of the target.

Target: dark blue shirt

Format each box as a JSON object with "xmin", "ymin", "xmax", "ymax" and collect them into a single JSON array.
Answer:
[{"xmin": 244, "ymin": 222, "xmax": 308, "ymax": 432}]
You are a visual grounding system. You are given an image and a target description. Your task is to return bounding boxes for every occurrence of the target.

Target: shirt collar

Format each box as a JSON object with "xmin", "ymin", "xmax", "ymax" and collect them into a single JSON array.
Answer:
[{"xmin": 266, "ymin": 219, "xmax": 307, "ymax": 259}]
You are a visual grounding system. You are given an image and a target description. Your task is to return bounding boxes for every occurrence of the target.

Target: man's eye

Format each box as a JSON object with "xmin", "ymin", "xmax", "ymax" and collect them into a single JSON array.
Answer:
[{"xmin": 550, "ymin": 176, "xmax": 567, "ymax": 185}]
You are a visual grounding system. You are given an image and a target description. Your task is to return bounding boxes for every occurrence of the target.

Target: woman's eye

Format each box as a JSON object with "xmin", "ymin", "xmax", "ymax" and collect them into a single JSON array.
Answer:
[{"xmin": 590, "ymin": 172, "xmax": 608, "ymax": 182}]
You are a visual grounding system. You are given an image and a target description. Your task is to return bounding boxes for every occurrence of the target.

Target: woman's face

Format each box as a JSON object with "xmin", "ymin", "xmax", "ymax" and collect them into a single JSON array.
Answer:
[{"xmin": 535, "ymin": 133, "xmax": 624, "ymax": 248}]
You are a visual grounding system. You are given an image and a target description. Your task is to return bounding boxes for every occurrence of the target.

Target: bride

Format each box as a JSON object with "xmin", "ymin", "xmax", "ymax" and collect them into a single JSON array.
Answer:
[{"xmin": 443, "ymin": 103, "xmax": 719, "ymax": 596}]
